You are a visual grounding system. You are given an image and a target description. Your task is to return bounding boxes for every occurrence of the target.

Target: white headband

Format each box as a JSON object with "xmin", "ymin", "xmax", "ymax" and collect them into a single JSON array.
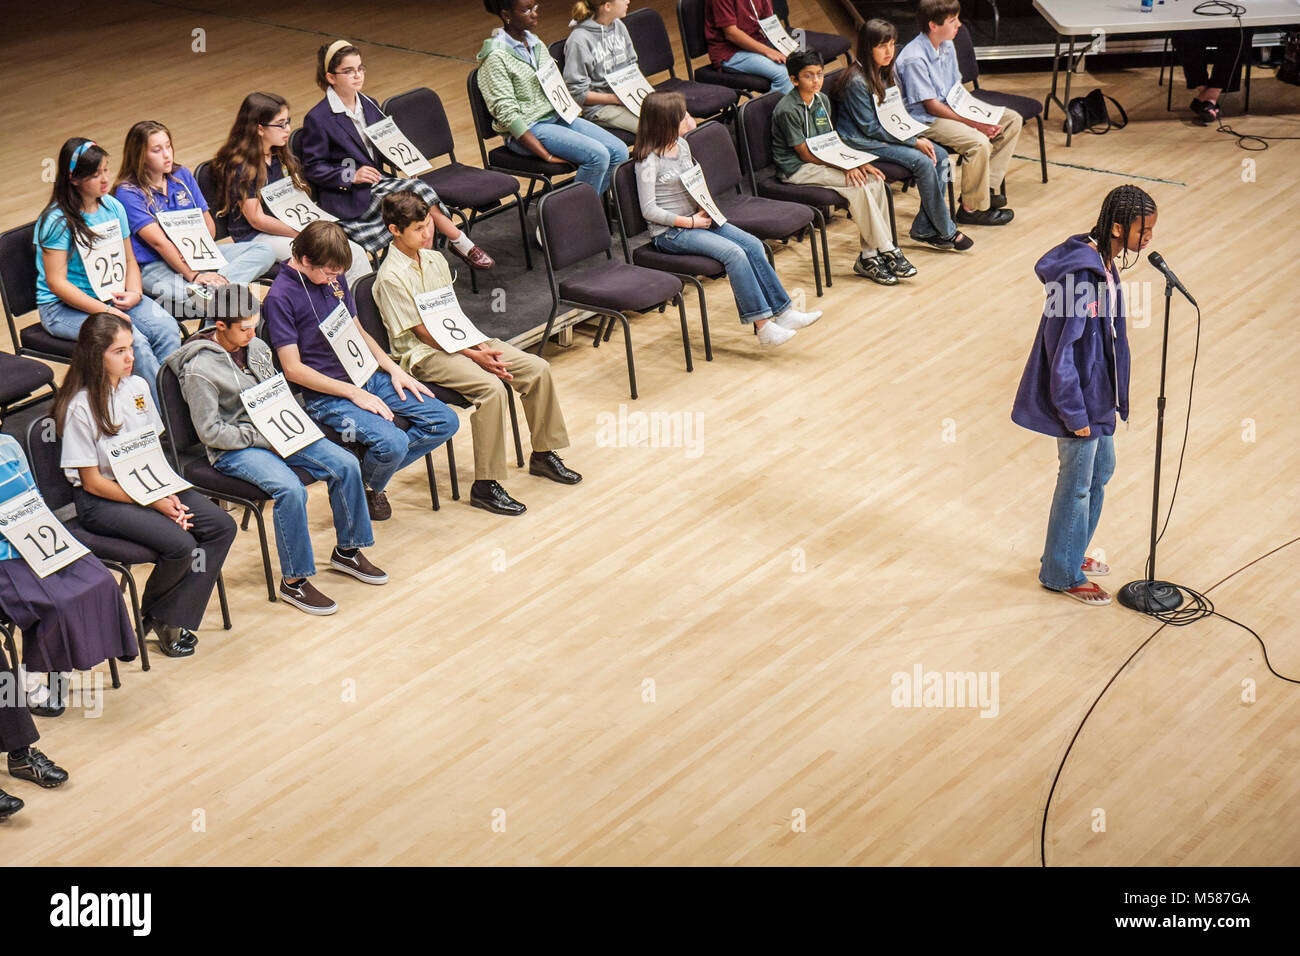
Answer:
[{"xmin": 324, "ymin": 39, "xmax": 355, "ymax": 70}]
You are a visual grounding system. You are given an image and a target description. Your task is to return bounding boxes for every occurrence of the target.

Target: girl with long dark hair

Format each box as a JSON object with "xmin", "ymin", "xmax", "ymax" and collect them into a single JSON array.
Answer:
[{"xmin": 1012, "ymin": 185, "xmax": 1158, "ymax": 606}]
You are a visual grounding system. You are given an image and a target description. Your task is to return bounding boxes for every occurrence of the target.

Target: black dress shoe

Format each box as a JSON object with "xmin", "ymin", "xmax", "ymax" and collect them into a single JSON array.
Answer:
[
  {"xmin": 0, "ymin": 790, "xmax": 23, "ymax": 818},
  {"xmin": 28, "ymin": 674, "xmax": 65, "ymax": 717},
  {"xmin": 529, "ymin": 451, "xmax": 582, "ymax": 485},
  {"xmin": 470, "ymin": 480, "xmax": 527, "ymax": 516},
  {"xmin": 148, "ymin": 619, "xmax": 196, "ymax": 658},
  {"xmin": 176, "ymin": 628, "xmax": 198, "ymax": 649},
  {"xmin": 989, "ymin": 189, "xmax": 1008, "ymax": 209},
  {"xmin": 955, "ymin": 207, "xmax": 1014, "ymax": 226},
  {"xmin": 8, "ymin": 748, "xmax": 68, "ymax": 789}
]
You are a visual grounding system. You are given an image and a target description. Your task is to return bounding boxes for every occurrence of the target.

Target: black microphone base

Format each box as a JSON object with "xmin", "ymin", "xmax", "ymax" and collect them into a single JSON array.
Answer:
[{"xmin": 1117, "ymin": 579, "xmax": 1185, "ymax": 613}]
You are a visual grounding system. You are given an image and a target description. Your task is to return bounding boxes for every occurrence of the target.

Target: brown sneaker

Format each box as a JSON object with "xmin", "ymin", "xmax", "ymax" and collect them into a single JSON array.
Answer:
[
  {"xmin": 365, "ymin": 488, "xmax": 391, "ymax": 521},
  {"xmin": 278, "ymin": 578, "xmax": 338, "ymax": 615},
  {"xmin": 329, "ymin": 548, "xmax": 389, "ymax": 585}
]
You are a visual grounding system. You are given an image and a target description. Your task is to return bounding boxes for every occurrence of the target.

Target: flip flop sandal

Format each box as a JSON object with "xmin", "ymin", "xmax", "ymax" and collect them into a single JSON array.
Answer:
[
  {"xmin": 1082, "ymin": 556, "xmax": 1110, "ymax": 576},
  {"xmin": 1061, "ymin": 582, "xmax": 1111, "ymax": 606}
]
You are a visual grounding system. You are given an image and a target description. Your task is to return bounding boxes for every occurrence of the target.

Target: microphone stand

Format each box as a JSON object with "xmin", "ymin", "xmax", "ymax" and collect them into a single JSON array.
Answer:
[{"xmin": 1118, "ymin": 275, "xmax": 1185, "ymax": 613}]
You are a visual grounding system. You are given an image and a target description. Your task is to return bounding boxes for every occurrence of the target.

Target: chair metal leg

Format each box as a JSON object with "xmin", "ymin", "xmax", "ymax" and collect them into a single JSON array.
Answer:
[
  {"xmin": 808, "ymin": 226, "xmax": 823, "ymax": 298},
  {"xmin": 217, "ymin": 572, "xmax": 231, "ymax": 630},
  {"xmin": 240, "ymin": 506, "xmax": 253, "ymax": 531},
  {"xmin": 425, "ymin": 452, "xmax": 439, "ymax": 511},
  {"xmin": 1036, "ymin": 115, "xmax": 1047, "ymax": 184},
  {"xmin": 515, "ymin": 191, "xmax": 534, "ymax": 271},
  {"xmin": 948, "ymin": 177, "xmax": 957, "ymax": 219},
  {"xmin": 675, "ymin": 293, "xmax": 693, "ymax": 372},
  {"xmin": 817, "ymin": 211, "xmax": 831, "ymax": 289},
  {"xmin": 534, "ymin": 306, "xmax": 559, "ymax": 358},
  {"xmin": 108, "ymin": 657, "xmax": 120, "ymax": 689},
  {"xmin": 614, "ymin": 312, "xmax": 637, "ymax": 399},
  {"xmin": 114, "ymin": 565, "xmax": 149, "ymax": 672},
  {"xmin": 505, "ymin": 384, "xmax": 525, "ymax": 467},
  {"xmin": 603, "ymin": 319, "xmax": 616, "ymax": 342},
  {"xmin": 884, "ymin": 188, "xmax": 898, "ymax": 246},
  {"xmin": 246, "ymin": 502, "xmax": 276, "ymax": 603},
  {"xmin": 682, "ymin": 275, "xmax": 712, "ymax": 362},
  {"xmin": 446, "ymin": 437, "xmax": 460, "ymax": 501}
]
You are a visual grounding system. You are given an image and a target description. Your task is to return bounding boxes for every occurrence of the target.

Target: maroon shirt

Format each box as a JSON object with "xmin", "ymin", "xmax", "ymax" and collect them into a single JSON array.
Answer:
[{"xmin": 705, "ymin": 0, "xmax": 775, "ymax": 67}]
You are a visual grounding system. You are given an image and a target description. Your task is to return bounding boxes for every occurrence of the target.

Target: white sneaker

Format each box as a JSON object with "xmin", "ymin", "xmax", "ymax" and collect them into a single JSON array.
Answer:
[
  {"xmin": 756, "ymin": 321, "xmax": 796, "ymax": 347},
  {"xmin": 773, "ymin": 308, "xmax": 822, "ymax": 331}
]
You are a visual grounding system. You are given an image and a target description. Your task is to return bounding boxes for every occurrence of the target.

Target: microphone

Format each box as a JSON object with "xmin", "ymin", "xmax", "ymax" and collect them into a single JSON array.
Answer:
[{"xmin": 1147, "ymin": 251, "xmax": 1197, "ymax": 306}]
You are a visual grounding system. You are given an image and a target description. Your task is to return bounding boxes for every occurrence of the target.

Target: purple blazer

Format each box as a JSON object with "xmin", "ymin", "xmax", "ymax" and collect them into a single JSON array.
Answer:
[{"xmin": 300, "ymin": 94, "xmax": 392, "ymax": 220}]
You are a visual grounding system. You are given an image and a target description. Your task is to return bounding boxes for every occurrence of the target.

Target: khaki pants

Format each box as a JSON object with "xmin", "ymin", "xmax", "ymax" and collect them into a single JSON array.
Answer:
[
  {"xmin": 785, "ymin": 163, "xmax": 894, "ymax": 253},
  {"xmin": 410, "ymin": 338, "xmax": 569, "ymax": 481},
  {"xmin": 585, "ymin": 103, "xmax": 639, "ymax": 133},
  {"xmin": 923, "ymin": 110, "xmax": 1023, "ymax": 210}
]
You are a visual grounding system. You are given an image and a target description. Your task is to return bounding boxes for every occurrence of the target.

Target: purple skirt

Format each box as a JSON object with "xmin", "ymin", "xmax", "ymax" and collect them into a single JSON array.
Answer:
[{"xmin": 0, "ymin": 555, "xmax": 138, "ymax": 673}]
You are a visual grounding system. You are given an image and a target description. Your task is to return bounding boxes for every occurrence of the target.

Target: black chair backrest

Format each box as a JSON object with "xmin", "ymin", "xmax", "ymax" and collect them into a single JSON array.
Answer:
[
  {"xmin": 954, "ymin": 25, "xmax": 979, "ymax": 86},
  {"xmin": 467, "ymin": 68, "xmax": 504, "ymax": 166},
  {"xmin": 737, "ymin": 91, "xmax": 782, "ymax": 181},
  {"xmin": 289, "ymin": 128, "xmax": 305, "ymax": 164},
  {"xmin": 382, "ymin": 88, "xmax": 456, "ymax": 163},
  {"xmin": 193, "ymin": 161, "xmax": 229, "ymax": 241},
  {"xmin": 612, "ymin": 160, "xmax": 648, "ymax": 244},
  {"xmin": 625, "ymin": 7, "xmax": 676, "ymax": 78},
  {"xmin": 539, "ymin": 182, "xmax": 612, "ymax": 270},
  {"xmin": 155, "ymin": 363, "xmax": 205, "ymax": 466},
  {"xmin": 677, "ymin": 0, "xmax": 711, "ymax": 65},
  {"xmin": 685, "ymin": 121, "xmax": 743, "ymax": 195},
  {"xmin": 351, "ymin": 273, "xmax": 392, "ymax": 353},
  {"xmin": 0, "ymin": 221, "xmax": 39, "ymax": 342},
  {"xmin": 549, "ymin": 38, "xmax": 566, "ymax": 72},
  {"xmin": 24, "ymin": 415, "xmax": 73, "ymax": 513}
]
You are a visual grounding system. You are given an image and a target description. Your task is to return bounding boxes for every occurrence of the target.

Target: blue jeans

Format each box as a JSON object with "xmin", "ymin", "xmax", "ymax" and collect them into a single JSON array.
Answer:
[
  {"xmin": 863, "ymin": 142, "xmax": 956, "ymax": 240},
  {"xmin": 140, "ymin": 241, "xmax": 277, "ymax": 318},
  {"xmin": 37, "ymin": 297, "xmax": 181, "ymax": 403},
  {"xmin": 721, "ymin": 50, "xmax": 793, "ymax": 94},
  {"xmin": 507, "ymin": 116, "xmax": 629, "ymax": 196},
  {"xmin": 213, "ymin": 439, "xmax": 372, "ymax": 580},
  {"xmin": 1039, "ymin": 435, "xmax": 1116, "ymax": 590},
  {"xmin": 303, "ymin": 372, "xmax": 459, "ymax": 493},
  {"xmin": 653, "ymin": 222, "xmax": 791, "ymax": 322}
]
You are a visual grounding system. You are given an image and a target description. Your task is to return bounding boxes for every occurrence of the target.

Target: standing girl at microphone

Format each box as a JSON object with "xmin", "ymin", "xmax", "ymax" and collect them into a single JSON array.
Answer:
[{"xmin": 1011, "ymin": 185, "xmax": 1157, "ymax": 606}]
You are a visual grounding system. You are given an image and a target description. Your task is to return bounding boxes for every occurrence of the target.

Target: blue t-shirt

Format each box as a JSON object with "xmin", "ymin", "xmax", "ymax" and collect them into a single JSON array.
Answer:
[
  {"xmin": 261, "ymin": 263, "xmax": 357, "ymax": 393},
  {"xmin": 0, "ymin": 433, "xmax": 41, "ymax": 562},
  {"xmin": 34, "ymin": 194, "xmax": 131, "ymax": 306},
  {"xmin": 225, "ymin": 158, "xmax": 287, "ymax": 243},
  {"xmin": 893, "ymin": 33, "xmax": 962, "ymax": 125},
  {"xmin": 114, "ymin": 166, "xmax": 209, "ymax": 266}
]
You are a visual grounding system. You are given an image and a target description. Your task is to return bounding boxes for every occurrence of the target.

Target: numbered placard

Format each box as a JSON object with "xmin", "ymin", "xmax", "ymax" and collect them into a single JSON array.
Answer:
[
  {"xmin": 319, "ymin": 302, "xmax": 378, "ymax": 387},
  {"xmin": 805, "ymin": 131, "xmax": 877, "ymax": 170},
  {"xmin": 758, "ymin": 15, "xmax": 800, "ymax": 56},
  {"xmin": 0, "ymin": 491, "xmax": 89, "ymax": 578},
  {"xmin": 363, "ymin": 117, "xmax": 434, "ymax": 176},
  {"xmin": 945, "ymin": 81, "xmax": 1006, "ymax": 125},
  {"xmin": 678, "ymin": 164, "xmax": 727, "ymax": 226},
  {"xmin": 106, "ymin": 428, "xmax": 191, "ymax": 505},
  {"xmin": 239, "ymin": 373, "xmax": 324, "ymax": 458},
  {"xmin": 605, "ymin": 63, "xmax": 655, "ymax": 117},
  {"xmin": 536, "ymin": 58, "xmax": 581, "ymax": 124},
  {"xmin": 75, "ymin": 219, "xmax": 128, "ymax": 301},
  {"xmin": 875, "ymin": 86, "xmax": 924, "ymax": 141},
  {"xmin": 155, "ymin": 208, "xmax": 228, "ymax": 273},
  {"xmin": 261, "ymin": 178, "xmax": 337, "ymax": 230},
  {"xmin": 414, "ymin": 287, "xmax": 489, "ymax": 352}
]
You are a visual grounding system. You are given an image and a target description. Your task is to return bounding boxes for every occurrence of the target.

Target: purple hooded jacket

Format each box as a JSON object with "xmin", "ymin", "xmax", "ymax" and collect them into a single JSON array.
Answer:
[{"xmin": 1011, "ymin": 234, "xmax": 1130, "ymax": 438}]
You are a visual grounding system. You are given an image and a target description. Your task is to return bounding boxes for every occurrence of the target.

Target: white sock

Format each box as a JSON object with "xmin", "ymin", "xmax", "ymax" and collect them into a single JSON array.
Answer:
[
  {"xmin": 451, "ymin": 232, "xmax": 476, "ymax": 255},
  {"xmin": 861, "ymin": 247, "xmax": 877, "ymax": 259}
]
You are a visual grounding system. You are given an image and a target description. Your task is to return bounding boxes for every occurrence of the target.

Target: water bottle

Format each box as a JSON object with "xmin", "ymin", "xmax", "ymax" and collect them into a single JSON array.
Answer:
[{"xmin": 1141, "ymin": 0, "xmax": 1153, "ymax": 12}]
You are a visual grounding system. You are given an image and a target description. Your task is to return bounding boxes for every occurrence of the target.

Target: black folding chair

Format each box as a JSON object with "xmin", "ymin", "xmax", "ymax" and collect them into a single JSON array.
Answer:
[
  {"xmin": 352, "ymin": 272, "xmax": 527, "ymax": 495},
  {"xmin": 773, "ymin": 0, "xmax": 851, "ymax": 67},
  {"xmin": 467, "ymin": 67, "xmax": 576, "ymax": 210},
  {"xmin": 537, "ymin": 183, "xmax": 689, "ymax": 400},
  {"xmin": 625, "ymin": 7, "xmax": 739, "ymax": 123},
  {"xmin": 611, "ymin": 161, "xmax": 715, "ymax": 362},
  {"xmin": 382, "ymin": 87, "xmax": 536, "ymax": 294},
  {"xmin": 0, "ymin": 222, "xmax": 77, "ymax": 365},
  {"xmin": 954, "ymin": 25, "xmax": 1047, "ymax": 186},
  {"xmin": 684, "ymin": 121, "xmax": 824, "ymax": 296},
  {"xmin": 24, "ymin": 416, "xmax": 234, "ymax": 670},
  {"xmin": 677, "ymin": 0, "xmax": 772, "ymax": 98}
]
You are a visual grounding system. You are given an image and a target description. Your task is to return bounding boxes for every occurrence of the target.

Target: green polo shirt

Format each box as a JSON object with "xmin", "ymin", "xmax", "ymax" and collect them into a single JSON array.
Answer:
[{"xmin": 771, "ymin": 89, "xmax": 835, "ymax": 181}]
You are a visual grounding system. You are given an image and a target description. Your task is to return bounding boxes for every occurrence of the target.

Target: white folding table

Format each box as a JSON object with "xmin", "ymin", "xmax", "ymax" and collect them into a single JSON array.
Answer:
[{"xmin": 1033, "ymin": 0, "xmax": 1300, "ymax": 144}]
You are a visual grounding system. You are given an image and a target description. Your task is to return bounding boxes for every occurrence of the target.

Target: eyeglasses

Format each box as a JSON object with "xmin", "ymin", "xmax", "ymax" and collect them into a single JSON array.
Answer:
[
  {"xmin": 329, "ymin": 66, "xmax": 367, "ymax": 76},
  {"xmin": 260, "ymin": 119, "xmax": 292, "ymax": 130}
]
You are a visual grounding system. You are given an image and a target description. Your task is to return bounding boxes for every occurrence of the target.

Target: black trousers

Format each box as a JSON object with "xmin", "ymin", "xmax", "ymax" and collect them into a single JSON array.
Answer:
[
  {"xmin": 73, "ymin": 487, "xmax": 237, "ymax": 631},
  {"xmin": 1178, "ymin": 29, "xmax": 1253, "ymax": 93},
  {"xmin": 0, "ymin": 681, "xmax": 38, "ymax": 753}
]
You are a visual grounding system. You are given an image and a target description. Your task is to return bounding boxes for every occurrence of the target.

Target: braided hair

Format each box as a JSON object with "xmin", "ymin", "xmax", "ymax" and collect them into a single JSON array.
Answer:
[{"xmin": 1089, "ymin": 184, "xmax": 1157, "ymax": 270}]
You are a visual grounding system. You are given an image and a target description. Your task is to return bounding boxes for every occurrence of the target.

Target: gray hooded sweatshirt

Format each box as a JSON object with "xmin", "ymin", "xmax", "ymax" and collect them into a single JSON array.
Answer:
[
  {"xmin": 166, "ymin": 333, "xmax": 289, "ymax": 463},
  {"xmin": 562, "ymin": 17, "xmax": 639, "ymax": 115}
]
